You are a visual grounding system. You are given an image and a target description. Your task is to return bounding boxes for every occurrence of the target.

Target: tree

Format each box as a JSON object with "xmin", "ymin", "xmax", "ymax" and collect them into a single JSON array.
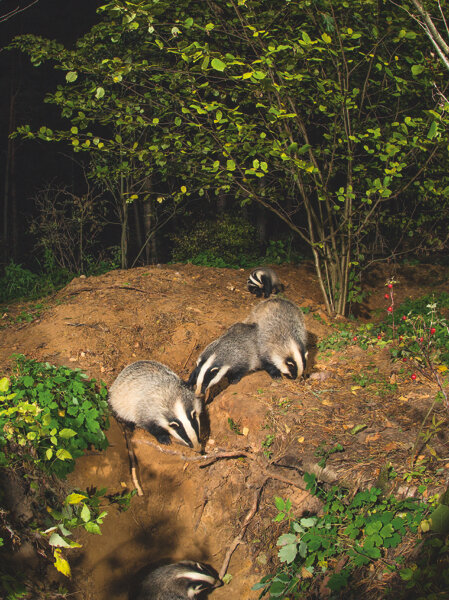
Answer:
[{"xmin": 11, "ymin": 0, "xmax": 449, "ymax": 314}]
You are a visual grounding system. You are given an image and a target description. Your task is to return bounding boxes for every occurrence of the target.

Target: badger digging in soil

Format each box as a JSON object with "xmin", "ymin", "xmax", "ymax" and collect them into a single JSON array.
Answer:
[{"xmin": 247, "ymin": 267, "xmax": 284, "ymax": 298}]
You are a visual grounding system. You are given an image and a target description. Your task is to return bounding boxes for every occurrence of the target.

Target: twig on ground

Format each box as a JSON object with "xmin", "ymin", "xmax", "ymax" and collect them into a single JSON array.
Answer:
[{"xmin": 134, "ymin": 438, "xmax": 252, "ymax": 464}]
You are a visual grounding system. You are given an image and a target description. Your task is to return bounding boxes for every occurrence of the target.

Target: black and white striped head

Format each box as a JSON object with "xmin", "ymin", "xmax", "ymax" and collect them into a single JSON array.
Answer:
[
  {"xmin": 162, "ymin": 390, "xmax": 202, "ymax": 451},
  {"xmin": 270, "ymin": 339, "xmax": 308, "ymax": 379},
  {"xmin": 188, "ymin": 353, "xmax": 230, "ymax": 397},
  {"xmin": 247, "ymin": 268, "xmax": 283, "ymax": 298},
  {"xmin": 138, "ymin": 560, "xmax": 222, "ymax": 599}
]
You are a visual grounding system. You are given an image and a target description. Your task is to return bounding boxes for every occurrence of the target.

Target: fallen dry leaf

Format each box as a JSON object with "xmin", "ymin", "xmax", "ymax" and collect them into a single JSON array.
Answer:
[{"xmin": 365, "ymin": 433, "xmax": 381, "ymax": 443}]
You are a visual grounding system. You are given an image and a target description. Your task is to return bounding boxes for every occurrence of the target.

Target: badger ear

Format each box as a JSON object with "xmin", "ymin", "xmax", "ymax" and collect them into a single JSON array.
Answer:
[{"xmin": 187, "ymin": 367, "xmax": 199, "ymax": 387}]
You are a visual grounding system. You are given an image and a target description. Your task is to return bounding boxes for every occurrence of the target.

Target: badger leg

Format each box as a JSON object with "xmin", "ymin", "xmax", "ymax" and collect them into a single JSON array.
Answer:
[
  {"xmin": 261, "ymin": 360, "xmax": 282, "ymax": 379},
  {"xmin": 227, "ymin": 367, "xmax": 249, "ymax": 384},
  {"xmin": 144, "ymin": 422, "xmax": 172, "ymax": 445}
]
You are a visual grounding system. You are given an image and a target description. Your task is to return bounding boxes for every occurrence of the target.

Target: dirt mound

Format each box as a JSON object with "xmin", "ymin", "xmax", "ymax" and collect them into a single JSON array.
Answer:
[{"xmin": 1, "ymin": 262, "xmax": 448, "ymax": 599}]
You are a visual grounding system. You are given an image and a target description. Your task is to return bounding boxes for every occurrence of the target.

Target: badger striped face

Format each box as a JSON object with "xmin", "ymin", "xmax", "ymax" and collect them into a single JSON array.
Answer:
[
  {"xmin": 176, "ymin": 562, "xmax": 221, "ymax": 598},
  {"xmin": 190, "ymin": 353, "xmax": 230, "ymax": 396},
  {"xmin": 164, "ymin": 398, "xmax": 201, "ymax": 451},
  {"xmin": 271, "ymin": 339, "xmax": 308, "ymax": 379}
]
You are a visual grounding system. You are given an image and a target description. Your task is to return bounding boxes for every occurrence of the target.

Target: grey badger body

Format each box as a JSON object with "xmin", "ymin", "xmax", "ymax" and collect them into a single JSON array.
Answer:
[
  {"xmin": 109, "ymin": 361, "xmax": 202, "ymax": 450},
  {"xmin": 188, "ymin": 322, "xmax": 260, "ymax": 396},
  {"xmin": 246, "ymin": 297, "xmax": 308, "ymax": 380},
  {"xmin": 247, "ymin": 267, "xmax": 284, "ymax": 298},
  {"xmin": 135, "ymin": 561, "xmax": 222, "ymax": 600}
]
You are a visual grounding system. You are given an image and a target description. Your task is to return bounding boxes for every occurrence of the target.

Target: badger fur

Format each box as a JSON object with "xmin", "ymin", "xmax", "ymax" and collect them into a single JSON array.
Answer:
[
  {"xmin": 108, "ymin": 361, "xmax": 202, "ymax": 451},
  {"xmin": 246, "ymin": 297, "xmax": 308, "ymax": 380},
  {"xmin": 136, "ymin": 561, "xmax": 222, "ymax": 600},
  {"xmin": 247, "ymin": 267, "xmax": 284, "ymax": 298},
  {"xmin": 188, "ymin": 322, "xmax": 260, "ymax": 397}
]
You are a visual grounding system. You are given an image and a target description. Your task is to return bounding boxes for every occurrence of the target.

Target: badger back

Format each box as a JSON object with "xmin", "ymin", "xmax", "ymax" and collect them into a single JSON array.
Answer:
[
  {"xmin": 247, "ymin": 298, "xmax": 308, "ymax": 378},
  {"xmin": 108, "ymin": 360, "xmax": 202, "ymax": 449},
  {"xmin": 137, "ymin": 561, "xmax": 222, "ymax": 600},
  {"xmin": 188, "ymin": 322, "xmax": 260, "ymax": 396}
]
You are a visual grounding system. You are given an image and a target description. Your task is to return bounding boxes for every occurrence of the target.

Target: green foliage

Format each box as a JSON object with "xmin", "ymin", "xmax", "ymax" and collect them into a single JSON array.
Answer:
[
  {"xmin": 171, "ymin": 213, "xmax": 259, "ymax": 268},
  {"xmin": 0, "ymin": 263, "xmax": 40, "ymax": 303},
  {"xmin": 254, "ymin": 476, "xmax": 431, "ymax": 598},
  {"xmin": 11, "ymin": 0, "xmax": 449, "ymax": 314},
  {"xmin": 0, "ymin": 355, "xmax": 109, "ymax": 478},
  {"xmin": 318, "ymin": 292, "xmax": 449, "ymax": 367}
]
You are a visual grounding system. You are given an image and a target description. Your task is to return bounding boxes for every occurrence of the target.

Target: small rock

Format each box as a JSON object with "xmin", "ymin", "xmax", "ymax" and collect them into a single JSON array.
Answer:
[
  {"xmin": 309, "ymin": 371, "xmax": 332, "ymax": 381},
  {"xmin": 80, "ymin": 274, "xmax": 86, "ymax": 279}
]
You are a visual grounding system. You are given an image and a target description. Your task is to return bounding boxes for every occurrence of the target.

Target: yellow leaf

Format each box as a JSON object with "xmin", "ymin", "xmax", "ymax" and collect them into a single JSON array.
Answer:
[
  {"xmin": 181, "ymin": 185, "xmax": 187, "ymax": 193},
  {"xmin": 322, "ymin": 399, "xmax": 332, "ymax": 406},
  {"xmin": 0, "ymin": 377, "xmax": 10, "ymax": 392},
  {"xmin": 398, "ymin": 395, "xmax": 408, "ymax": 402},
  {"xmin": 420, "ymin": 519, "xmax": 431, "ymax": 533},
  {"xmin": 301, "ymin": 566, "xmax": 313, "ymax": 579},
  {"xmin": 297, "ymin": 436, "xmax": 305, "ymax": 443},
  {"xmin": 437, "ymin": 365, "xmax": 447, "ymax": 373},
  {"xmin": 242, "ymin": 427, "xmax": 249, "ymax": 436},
  {"xmin": 65, "ymin": 493, "xmax": 87, "ymax": 505},
  {"xmin": 54, "ymin": 549, "xmax": 71, "ymax": 577},
  {"xmin": 351, "ymin": 385, "xmax": 361, "ymax": 391}
]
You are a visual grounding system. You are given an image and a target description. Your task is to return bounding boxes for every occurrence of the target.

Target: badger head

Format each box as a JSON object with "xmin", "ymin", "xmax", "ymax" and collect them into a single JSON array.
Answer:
[
  {"xmin": 163, "ymin": 390, "xmax": 202, "ymax": 451},
  {"xmin": 188, "ymin": 353, "xmax": 230, "ymax": 397},
  {"xmin": 174, "ymin": 561, "xmax": 222, "ymax": 598},
  {"xmin": 273, "ymin": 339, "xmax": 308, "ymax": 379}
]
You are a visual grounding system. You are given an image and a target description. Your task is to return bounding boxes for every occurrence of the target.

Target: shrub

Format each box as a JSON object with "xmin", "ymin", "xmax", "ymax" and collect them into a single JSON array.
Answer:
[{"xmin": 0, "ymin": 355, "xmax": 109, "ymax": 478}]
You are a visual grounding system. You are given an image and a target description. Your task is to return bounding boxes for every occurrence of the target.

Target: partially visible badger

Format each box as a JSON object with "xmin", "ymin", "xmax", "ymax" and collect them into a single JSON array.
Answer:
[
  {"xmin": 188, "ymin": 322, "xmax": 260, "ymax": 397},
  {"xmin": 247, "ymin": 267, "xmax": 284, "ymax": 298},
  {"xmin": 136, "ymin": 561, "xmax": 222, "ymax": 600},
  {"xmin": 108, "ymin": 361, "xmax": 202, "ymax": 451},
  {"xmin": 246, "ymin": 297, "xmax": 308, "ymax": 380}
]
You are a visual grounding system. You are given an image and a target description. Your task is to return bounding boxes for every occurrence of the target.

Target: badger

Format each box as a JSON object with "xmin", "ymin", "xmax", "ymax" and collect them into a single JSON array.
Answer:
[
  {"xmin": 246, "ymin": 297, "xmax": 308, "ymax": 380},
  {"xmin": 136, "ymin": 561, "xmax": 222, "ymax": 600},
  {"xmin": 108, "ymin": 361, "xmax": 202, "ymax": 451},
  {"xmin": 188, "ymin": 322, "xmax": 260, "ymax": 397},
  {"xmin": 247, "ymin": 267, "xmax": 284, "ymax": 298}
]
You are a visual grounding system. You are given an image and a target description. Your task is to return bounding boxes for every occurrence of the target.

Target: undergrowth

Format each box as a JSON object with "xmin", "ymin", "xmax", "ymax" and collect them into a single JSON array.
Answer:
[
  {"xmin": 255, "ymin": 473, "xmax": 449, "ymax": 599},
  {"xmin": 0, "ymin": 356, "xmax": 122, "ymax": 598}
]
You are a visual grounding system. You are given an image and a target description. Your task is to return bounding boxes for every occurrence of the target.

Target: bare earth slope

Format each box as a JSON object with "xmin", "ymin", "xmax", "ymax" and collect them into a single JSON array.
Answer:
[{"xmin": 1, "ymin": 262, "xmax": 448, "ymax": 599}]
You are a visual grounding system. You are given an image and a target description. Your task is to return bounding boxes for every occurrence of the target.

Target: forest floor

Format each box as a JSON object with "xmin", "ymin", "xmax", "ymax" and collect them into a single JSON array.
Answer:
[{"xmin": 1, "ymin": 261, "xmax": 449, "ymax": 599}]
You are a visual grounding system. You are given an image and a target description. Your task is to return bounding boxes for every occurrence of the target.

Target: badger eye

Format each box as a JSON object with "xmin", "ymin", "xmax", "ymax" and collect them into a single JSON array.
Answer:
[
  {"xmin": 191, "ymin": 410, "xmax": 196, "ymax": 419},
  {"xmin": 286, "ymin": 359, "xmax": 296, "ymax": 367},
  {"xmin": 169, "ymin": 421, "xmax": 179, "ymax": 428},
  {"xmin": 210, "ymin": 367, "xmax": 219, "ymax": 373}
]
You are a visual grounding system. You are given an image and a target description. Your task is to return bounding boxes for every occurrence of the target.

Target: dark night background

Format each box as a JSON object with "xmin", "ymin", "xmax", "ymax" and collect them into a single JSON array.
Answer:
[{"xmin": 0, "ymin": 0, "xmax": 103, "ymax": 265}]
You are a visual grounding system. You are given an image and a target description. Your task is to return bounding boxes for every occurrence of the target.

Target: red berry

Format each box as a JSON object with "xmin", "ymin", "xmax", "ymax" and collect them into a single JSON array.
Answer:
[
  {"xmin": 411, "ymin": 373, "xmax": 417, "ymax": 381},
  {"xmin": 377, "ymin": 334, "xmax": 382, "ymax": 339},
  {"xmin": 419, "ymin": 337, "xmax": 423, "ymax": 343},
  {"xmin": 387, "ymin": 306, "xmax": 393, "ymax": 312},
  {"xmin": 384, "ymin": 293, "xmax": 389, "ymax": 299},
  {"xmin": 399, "ymin": 336, "xmax": 404, "ymax": 341},
  {"xmin": 402, "ymin": 357, "xmax": 407, "ymax": 362},
  {"xmin": 430, "ymin": 327, "xmax": 436, "ymax": 335},
  {"xmin": 388, "ymin": 283, "xmax": 393, "ymax": 289},
  {"xmin": 402, "ymin": 315, "xmax": 407, "ymax": 321},
  {"xmin": 353, "ymin": 336, "xmax": 358, "ymax": 341}
]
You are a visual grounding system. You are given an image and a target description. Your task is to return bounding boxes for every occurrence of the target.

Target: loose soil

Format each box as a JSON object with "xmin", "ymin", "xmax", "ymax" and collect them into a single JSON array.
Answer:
[{"xmin": 1, "ymin": 262, "xmax": 449, "ymax": 599}]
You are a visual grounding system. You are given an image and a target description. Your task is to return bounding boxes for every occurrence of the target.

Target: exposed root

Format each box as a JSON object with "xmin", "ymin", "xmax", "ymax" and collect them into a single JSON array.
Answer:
[{"xmin": 218, "ymin": 478, "xmax": 268, "ymax": 580}]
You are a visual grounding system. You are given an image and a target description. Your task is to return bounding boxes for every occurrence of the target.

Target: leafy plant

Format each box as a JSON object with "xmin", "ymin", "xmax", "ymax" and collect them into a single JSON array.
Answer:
[
  {"xmin": 254, "ymin": 475, "xmax": 431, "ymax": 598},
  {"xmin": 0, "ymin": 355, "xmax": 109, "ymax": 478}
]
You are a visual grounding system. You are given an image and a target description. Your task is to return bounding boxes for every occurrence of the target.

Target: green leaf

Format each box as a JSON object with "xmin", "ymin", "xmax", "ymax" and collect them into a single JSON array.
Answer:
[
  {"xmin": 66, "ymin": 71, "xmax": 78, "ymax": 82},
  {"xmin": 56, "ymin": 449, "xmax": 73, "ymax": 461},
  {"xmin": 226, "ymin": 159, "xmax": 236, "ymax": 171},
  {"xmin": 411, "ymin": 64, "xmax": 424, "ymax": 76},
  {"xmin": 321, "ymin": 32, "xmax": 332, "ymax": 43},
  {"xmin": 84, "ymin": 522, "xmax": 102, "ymax": 535},
  {"xmin": 211, "ymin": 58, "xmax": 226, "ymax": 71},
  {"xmin": 22, "ymin": 376, "xmax": 34, "ymax": 388},
  {"xmin": 49, "ymin": 532, "xmax": 71, "ymax": 548},
  {"xmin": 66, "ymin": 493, "xmax": 88, "ymax": 505},
  {"xmin": 427, "ymin": 121, "xmax": 438, "ymax": 140},
  {"xmin": 175, "ymin": 116, "xmax": 182, "ymax": 126},
  {"xmin": 184, "ymin": 17, "xmax": 194, "ymax": 28},
  {"xmin": 95, "ymin": 87, "xmax": 105, "ymax": 99},
  {"xmin": 59, "ymin": 428, "xmax": 77, "ymax": 439},
  {"xmin": 80, "ymin": 503, "xmax": 91, "ymax": 523},
  {"xmin": 0, "ymin": 378, "xmax": 9, "ymax": 392},
  {"xmin": 278, "ymin": 543, "xmax": 298, "ymax": 564}
]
